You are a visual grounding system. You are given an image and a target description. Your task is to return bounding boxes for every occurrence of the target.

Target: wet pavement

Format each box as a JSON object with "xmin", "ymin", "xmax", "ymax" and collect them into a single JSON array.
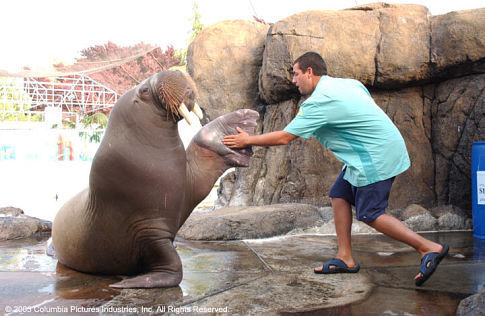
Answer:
[{"xmin": 0, "ymin": 231, "xmax": 484, "ymax": 315}]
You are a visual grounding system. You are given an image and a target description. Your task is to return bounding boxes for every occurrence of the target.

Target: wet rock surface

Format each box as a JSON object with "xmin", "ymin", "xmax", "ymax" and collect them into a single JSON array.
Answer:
[
  {"xmin": 0, "ymin": 231, "xmax": 484, "ymax": 315},
  {"xmin": 181, "ymin": 203, "xmax": 472, "ymax": 240},
  {"xmin": 456, "ymin": 285, "xmax": 485, "ymax": 316},
  {"xmin": 178, "ymin": 204, "xmax": 324, "ymax": 240}
]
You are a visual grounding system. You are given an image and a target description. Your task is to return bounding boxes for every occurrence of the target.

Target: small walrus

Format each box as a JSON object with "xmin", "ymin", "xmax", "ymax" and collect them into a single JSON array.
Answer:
[{"xmin": 51, "ymin": 70, "xmax": 259, "ymax": 288}]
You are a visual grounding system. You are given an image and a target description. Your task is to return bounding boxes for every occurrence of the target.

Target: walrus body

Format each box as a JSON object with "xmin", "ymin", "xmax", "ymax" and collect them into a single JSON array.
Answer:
[{"xmin": 52, "ymin": 71, "xmax": 258, "ymax": 288}]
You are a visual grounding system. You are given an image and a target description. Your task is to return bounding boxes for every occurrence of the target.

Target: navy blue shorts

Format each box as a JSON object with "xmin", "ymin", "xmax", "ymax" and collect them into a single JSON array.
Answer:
[{"xmin": 329, "ymin": 169, "xmax": 395, "ymax": 222}]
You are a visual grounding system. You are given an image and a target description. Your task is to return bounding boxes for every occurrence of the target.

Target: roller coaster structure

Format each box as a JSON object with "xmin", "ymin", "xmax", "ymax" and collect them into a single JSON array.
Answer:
[{"xmin": 0, "ymin": 75, "xmax": 118, "ymax": 122}]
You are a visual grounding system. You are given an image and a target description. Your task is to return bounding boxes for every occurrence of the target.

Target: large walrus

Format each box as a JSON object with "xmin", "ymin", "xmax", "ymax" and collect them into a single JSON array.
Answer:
[{"xmin": 51, "ymin": 70, "xmax": 258, "ymax": 288}]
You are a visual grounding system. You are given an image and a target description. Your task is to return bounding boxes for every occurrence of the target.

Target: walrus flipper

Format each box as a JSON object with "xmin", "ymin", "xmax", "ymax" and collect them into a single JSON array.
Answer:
[
  {"xmin": 46, "ymin": 237, "xmax": 57, "ymax": 258},
  {"xmin": 110, "ymin": 271, "xmax": 183, "ymax": 289},
  {"xmin": 110, "ymin": 239, "xmax": 182, "ymax": 289}
]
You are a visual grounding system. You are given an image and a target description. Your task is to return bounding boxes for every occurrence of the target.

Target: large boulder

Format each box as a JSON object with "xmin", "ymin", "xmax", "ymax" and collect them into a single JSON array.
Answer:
[
  {"xmin": 179, "ymin": 204, "xmax": 324, "ymax": 240},
  {"xmin": 0, "ymin": 207, "xmax": 52, "ymax": 240},
  {"xmin": 431, "ymin": 8, "xmax": 485, "ymax": 79},
  {"xmin": 187, "ymin": 20, "xmax": 269, "ymax": 121},
  {"xmin": 354, "ymin": 3, "xmax": 431, "ymax": 87},
  {"xmin": 258, "ymin": 9, "xmax": 380, "ymax": 104},
  {"xmin": 258, "ymin": 3, "xmax": 431, "ymax": 105}
]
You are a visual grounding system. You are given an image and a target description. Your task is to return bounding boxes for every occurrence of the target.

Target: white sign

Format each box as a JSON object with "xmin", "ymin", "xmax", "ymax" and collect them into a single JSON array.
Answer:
[{"xmin": 479, "ymin": 171, "xmax": 485, "ymax": 205}]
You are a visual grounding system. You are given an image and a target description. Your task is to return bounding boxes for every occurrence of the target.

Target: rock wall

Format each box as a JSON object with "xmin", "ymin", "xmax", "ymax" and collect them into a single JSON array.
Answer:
[
  {"xmin": 187, "ymin": 20, "xmax": 269, "ymax": 121},
  {"xmin": 187, "ymin": 4, "xmax": 485, "ymax": 211}
]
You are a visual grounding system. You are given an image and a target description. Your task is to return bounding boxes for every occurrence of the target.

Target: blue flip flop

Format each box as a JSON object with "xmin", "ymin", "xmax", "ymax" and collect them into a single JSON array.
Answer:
[
  {"xmin": 314, "ymin": 258, "xmax": 360, "ymax": 274},
  {"xmin": 415, "ymin": 244, "xmax": 449, "ymax": 286}
]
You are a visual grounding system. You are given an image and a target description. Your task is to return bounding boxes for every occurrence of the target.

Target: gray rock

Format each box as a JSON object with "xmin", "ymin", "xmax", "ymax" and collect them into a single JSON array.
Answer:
[
  {"xmin": 430, "ymin": 204, "xmax": 468, "ymax": 218},
  {"xmin": 388, "ymin": 208, "xmax": 405, "ymax": 221},
  {"xmin": 403, "ymin": 204, "xmax": 432, "ymax": 218},
  {"xmin": 0, "ymin": 206, "xmax": 24, "ymax": 217},
  {"xmin": 309, "ymin": 219, "xmax": 378, "ymax": 235},
  {"xmin": 432, "ymin": 74, "xmax": 485, "ymax": 211},
  {"xmin": 438, "ymin": 213, "xmax": 473, "ymax": 231},
  {"xmin": 429, "ymin": 205, "xmax": 473, "ymax": 230},
  {"xmin": 456, "ymin": 286, "xmax": 485, "ymax": 316},
  {"xmin": 318, "ymin": 207, "xmax": 334, "ymax": 222},
  {"xmin": 214, "ymin": 171, "xmax": 236, "ymax": 209},
  {"xmin": 403, "ymin": 214, "xmax": 438, "ymax": 232},
  {"xmin": 0, "ymin": 207, "xmax": 52, "ymax": 240},
  {"xmin": 179, "ymin": 204, "xmax": 323, "ymax": 240}
]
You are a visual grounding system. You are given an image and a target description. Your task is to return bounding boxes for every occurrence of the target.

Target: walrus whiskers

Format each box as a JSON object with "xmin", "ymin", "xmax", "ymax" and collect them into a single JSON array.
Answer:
[{"xmin": 159, "ymin": 70, "xmax": 201, "ymax": 124}]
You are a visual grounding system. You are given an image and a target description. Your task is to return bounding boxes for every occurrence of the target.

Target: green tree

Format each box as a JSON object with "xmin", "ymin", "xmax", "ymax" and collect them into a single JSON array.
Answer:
[
  {"xmin": 0, "ymin": 77, "xmax": 41, "ymax": 122},
  {"xmin": 78, "ymin": 112, "xmax": 108, "ymax": 143},
  {"xmin": 174, "ymin": 0, "xmax": 204, "ymax": 68},
  {"xmin": 189, "ymin": 0, "xmax": 204, "ymax": 42}
]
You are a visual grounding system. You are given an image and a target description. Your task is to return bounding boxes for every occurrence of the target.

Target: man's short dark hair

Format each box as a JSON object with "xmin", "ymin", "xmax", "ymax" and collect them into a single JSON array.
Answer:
[{"xmin": 293, "ymin": 52, "xmax": 327, "ymax": 76}]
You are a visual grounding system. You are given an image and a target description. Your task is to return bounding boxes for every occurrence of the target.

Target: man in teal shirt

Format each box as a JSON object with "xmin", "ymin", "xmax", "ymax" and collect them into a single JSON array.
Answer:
[{"xmin": 223, "ymin": 52, "xmax": 448, "ymax": 286}]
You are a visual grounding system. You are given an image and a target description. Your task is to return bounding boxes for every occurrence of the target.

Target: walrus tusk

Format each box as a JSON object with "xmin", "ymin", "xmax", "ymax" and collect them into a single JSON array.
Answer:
[
  {"xmin": 192, "ymin": 103, "xmax": 204, "ymax": 120},
  {"xmin": 179, "ymin": 103, "xmax": 192, "ymax": 125}
]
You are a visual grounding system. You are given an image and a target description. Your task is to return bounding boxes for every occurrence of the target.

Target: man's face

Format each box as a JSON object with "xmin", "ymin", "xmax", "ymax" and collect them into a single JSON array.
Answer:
[{"xmin": 292, "ymin": 63, "xmax": 313, "ymax": 95}]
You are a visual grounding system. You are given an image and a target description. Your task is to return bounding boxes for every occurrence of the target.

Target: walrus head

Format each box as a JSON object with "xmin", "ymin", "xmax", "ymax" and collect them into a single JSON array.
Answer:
[{"xmin": 142, "ymin": 70, "xmax": 203, "ymax": 125}]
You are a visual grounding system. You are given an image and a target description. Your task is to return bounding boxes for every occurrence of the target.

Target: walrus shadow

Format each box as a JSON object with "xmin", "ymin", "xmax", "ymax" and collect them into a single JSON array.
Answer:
[{"xmin": 53, "ymin": 262, "xmax": 121, "ymax": 300}]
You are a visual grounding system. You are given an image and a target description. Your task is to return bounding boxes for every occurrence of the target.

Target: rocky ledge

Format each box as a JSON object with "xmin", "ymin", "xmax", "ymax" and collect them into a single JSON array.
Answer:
[
  {"xmin": 179, "ymin": 203, "xmax": 472, "ymax": 240},
  {"xmin": 0, "ymin": 207, "xmax": 52, "ymax": 241}
]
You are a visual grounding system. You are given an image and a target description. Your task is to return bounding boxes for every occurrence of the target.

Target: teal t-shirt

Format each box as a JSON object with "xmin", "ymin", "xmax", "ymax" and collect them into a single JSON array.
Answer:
[{"xmin": 284, "ymin": 76, "xmax": 410, "ymax": 187}]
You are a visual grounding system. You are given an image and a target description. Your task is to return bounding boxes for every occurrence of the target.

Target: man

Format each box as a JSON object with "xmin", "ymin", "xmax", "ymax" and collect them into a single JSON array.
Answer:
[{"xmin": 223, "ymin": 52, "xmax": 448, "ymax": 286}]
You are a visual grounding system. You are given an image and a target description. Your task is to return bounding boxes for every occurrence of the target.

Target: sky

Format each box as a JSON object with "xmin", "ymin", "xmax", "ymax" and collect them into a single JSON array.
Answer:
[{"xmin": 0, "ymin": 0, "xmax": 483, "ymax": 73}]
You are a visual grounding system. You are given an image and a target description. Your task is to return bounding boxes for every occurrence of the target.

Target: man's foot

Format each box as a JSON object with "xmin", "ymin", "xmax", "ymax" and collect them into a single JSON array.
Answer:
[
  {"xmin": 314, "ymin": 258, "xmax": 360, "ymax": 274},
  {"xmin": 414, "ymin": 244, "xmax": 449, "ymax": 286}
]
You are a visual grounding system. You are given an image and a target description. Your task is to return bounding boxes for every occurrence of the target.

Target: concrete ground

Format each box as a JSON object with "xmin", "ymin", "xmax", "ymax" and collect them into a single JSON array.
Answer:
[{"xmin": 0, "ymin": 231, "xmax": 484, "ymax": 315}]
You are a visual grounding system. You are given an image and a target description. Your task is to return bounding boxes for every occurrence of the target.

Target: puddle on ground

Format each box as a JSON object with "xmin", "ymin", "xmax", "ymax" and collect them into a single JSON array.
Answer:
[{"xmin": 0, "ymin": 236, "xmax": 56, "ymax": 272}]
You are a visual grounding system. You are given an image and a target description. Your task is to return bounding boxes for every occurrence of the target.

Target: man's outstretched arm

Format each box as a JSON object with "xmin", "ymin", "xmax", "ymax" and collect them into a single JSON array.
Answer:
[{"xmin": 223, "ymin": 127, "xmax": 297, "ymax": 148}]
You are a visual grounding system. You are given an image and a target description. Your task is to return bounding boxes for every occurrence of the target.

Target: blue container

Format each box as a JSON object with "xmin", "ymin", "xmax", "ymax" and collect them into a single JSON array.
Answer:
[{"xmin": 472, "ymin": 141, "xmax": 485, "ymax": 239}]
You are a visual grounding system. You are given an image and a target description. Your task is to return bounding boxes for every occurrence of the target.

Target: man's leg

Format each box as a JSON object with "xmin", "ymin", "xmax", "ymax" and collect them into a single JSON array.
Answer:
[
  {"xmin": 366, "ymin": 214, "xmax": 443, "ymax": 280},
  {"xmin": 314, "ymin": 197, "xmax": 357, "ymax": 272}
]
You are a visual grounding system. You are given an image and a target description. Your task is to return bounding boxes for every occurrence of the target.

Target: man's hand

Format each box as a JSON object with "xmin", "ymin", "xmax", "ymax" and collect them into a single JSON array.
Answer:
[{"xmin": 223, "ymin": 127, "xmax": 249, "ymax": 148}]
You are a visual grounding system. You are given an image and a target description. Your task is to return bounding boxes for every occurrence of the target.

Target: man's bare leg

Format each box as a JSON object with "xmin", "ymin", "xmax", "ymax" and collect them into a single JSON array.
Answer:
[
  {"xmin": 314, "ymin": 197, "xmax": 357, "ymax": 272},
  {"xmin": 366, "ymin": 214, "xmax": 443, "ymax": 280}
]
